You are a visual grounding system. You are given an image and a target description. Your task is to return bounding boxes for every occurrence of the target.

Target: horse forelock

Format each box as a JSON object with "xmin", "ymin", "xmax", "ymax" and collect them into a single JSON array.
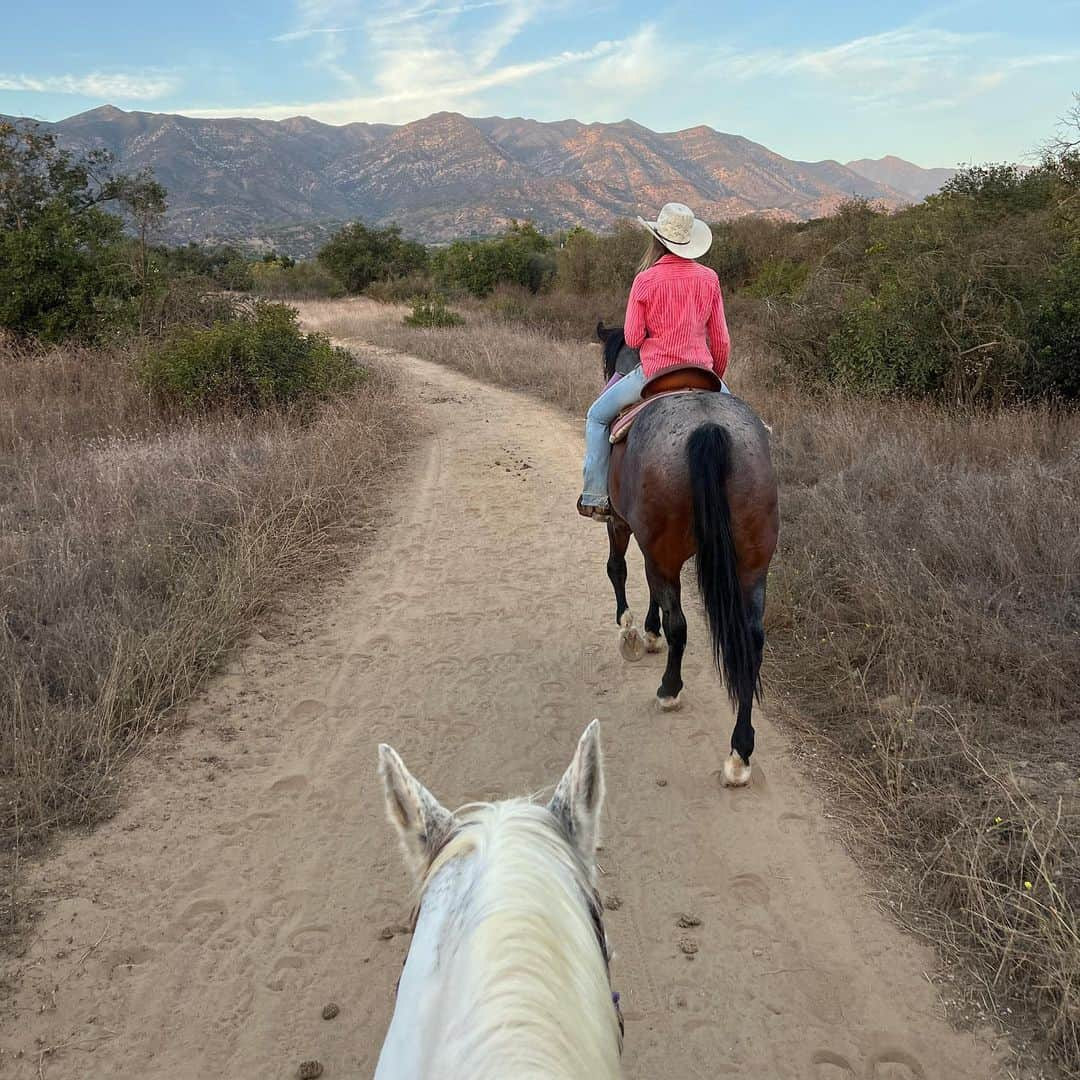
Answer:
[{"xmin": 402, "ymin": 799, "xmax": 623, "ymax": 1078}]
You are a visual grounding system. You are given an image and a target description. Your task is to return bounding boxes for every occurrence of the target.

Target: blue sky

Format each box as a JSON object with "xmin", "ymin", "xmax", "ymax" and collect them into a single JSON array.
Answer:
[{"xmin": 2, "ymin": 0, "xmax": 1077, "ymax": 165}]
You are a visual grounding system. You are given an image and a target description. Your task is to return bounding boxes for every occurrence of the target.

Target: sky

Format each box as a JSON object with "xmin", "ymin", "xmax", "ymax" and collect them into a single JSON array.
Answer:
[{"xmin": 1, "ymin": 0, "xmax": 1077, "ymax": 166}]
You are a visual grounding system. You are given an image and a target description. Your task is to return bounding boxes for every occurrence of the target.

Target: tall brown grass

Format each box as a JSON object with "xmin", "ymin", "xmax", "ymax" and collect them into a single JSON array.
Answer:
[
  {"xmin": 1, "ymin": 332, "xmax": 410, "ymax": 938},
  {"xmin": 297, "ymin": 297, "xmax": 603, "ymax": 414},
  {"xmin": 298, "ymin": 294, "xmax": 1080, "ymax": 1071}
]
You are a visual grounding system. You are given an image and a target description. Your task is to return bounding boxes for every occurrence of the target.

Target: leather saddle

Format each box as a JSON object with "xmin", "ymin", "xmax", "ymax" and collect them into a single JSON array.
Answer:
[{"xmin": 610, "ymin": 364, "xmax": 724, "ymax": 445}]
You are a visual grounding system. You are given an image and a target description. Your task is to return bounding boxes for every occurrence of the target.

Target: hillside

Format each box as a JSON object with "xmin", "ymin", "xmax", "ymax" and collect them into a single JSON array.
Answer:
[
  {"xmin": 10, "ymin": 106, "xmax": 953, "ymax": 254},
  {"xmin": 846, "ymin": 155, "xmax": 957, "ymax": 201}
]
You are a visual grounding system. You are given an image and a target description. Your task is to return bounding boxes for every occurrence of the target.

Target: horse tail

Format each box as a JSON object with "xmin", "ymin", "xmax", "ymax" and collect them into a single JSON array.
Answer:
[{"xmin": 687, "ymin": 423, "xmax": 760, "ymax": 709}]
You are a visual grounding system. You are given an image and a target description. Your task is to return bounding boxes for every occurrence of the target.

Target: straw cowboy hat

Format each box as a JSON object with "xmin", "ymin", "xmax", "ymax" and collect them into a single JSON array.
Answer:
[{"xmin": 637, "ymin": 202, "xmax": 713, "ymax": 260}]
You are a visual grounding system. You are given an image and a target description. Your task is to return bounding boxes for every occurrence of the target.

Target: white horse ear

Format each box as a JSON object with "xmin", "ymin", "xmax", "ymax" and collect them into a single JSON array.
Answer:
[
  {"xmin": 378, "ymin": 744, "xmax": 455, "ymax": 881},
  {"xmin": 548, "ymin": 720, "xmax": 605, "ymax": 875}
]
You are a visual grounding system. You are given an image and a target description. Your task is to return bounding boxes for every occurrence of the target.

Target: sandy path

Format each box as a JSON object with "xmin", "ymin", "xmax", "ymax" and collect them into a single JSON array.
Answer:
[{"xmin": 1, "ymin": 346, "xmax": 1006, "ymax": 1080}]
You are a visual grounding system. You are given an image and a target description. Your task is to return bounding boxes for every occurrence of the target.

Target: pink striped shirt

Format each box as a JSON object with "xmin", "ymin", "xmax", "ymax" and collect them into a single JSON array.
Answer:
[{"xmin": 623, "ymin": 254, "xmax": 730, "ymax": 380}]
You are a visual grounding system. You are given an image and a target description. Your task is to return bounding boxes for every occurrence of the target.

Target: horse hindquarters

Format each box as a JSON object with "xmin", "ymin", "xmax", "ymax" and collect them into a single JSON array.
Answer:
[{"xmin": 687, "ymin": 423, "xmax": 765, "ymax": 784}]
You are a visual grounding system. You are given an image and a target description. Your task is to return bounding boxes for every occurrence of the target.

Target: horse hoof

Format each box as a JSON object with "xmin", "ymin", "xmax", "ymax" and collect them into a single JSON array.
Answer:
[
  {"xmin": 619, "ymin": 626, "xmax": 646, "ymax": 662},
  {"xmin": 657, "ymin": 691, "xmax": 682, "ymax": 712},
  {"xmin": 644, "ymin": 631, "xmax": 665, "ymax": 653},
  {"xmin": 721, "ymin": 751, "xmax": 752, "ymax": 787}
]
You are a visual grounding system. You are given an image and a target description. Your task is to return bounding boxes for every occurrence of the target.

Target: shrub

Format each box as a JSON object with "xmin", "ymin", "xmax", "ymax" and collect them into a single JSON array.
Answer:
[
  {"xmin": 743, "ymin": 257, "xmax": 810, "ymax": 299},
  {"xmin": 479, "ymin": 284, "xmax": 627, "ymax": 340},
  {"xmin": 318, "ymin": 221, "xmax": 429, "ymax": 293},
  {"xmin": 366, "ymin": 272, "xmax": 437, "ymax": 303},
  {"xmin": 403, "ymin": 296, "xmax": 464, "ymax": 328},
  {"xmin": 0, "ymin": 122, "xmax": 138, "ymax": 341},
  {"xmin": 759, "ymin": 160, "xmax": 1079, "ymax": 403},
  {"xmin": 140, "ymin": 301, "xmax": 360, "ymax": 410},
  {"xmin": 1, "ymin": 329, "xmax": 411, "ymax": 939},
  {"xmin": 432, "ymin": 222, "xmax": 555, "ymax": 297},
  {"xmin": 250, "ymin": 259, "xmax": 345, "ymax": 300},
  {"xmin": 555, "ymin": 223, "xmax": 641, "ymax": 295},
  {"xmin": 1029, "ymin": 241, "xmax": 1080, "ymax": 400}
]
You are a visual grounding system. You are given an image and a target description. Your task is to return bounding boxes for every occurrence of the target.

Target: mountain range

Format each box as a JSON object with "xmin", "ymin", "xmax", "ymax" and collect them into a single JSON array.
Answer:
[{"xmin": 8, "ymin": 105, "xmax": 957, "ymax": 256}]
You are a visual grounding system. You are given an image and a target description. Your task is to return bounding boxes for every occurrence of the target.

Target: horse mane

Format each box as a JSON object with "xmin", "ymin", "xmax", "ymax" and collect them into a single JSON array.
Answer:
[
  {"xmin": 416, "ymin": 798, "xmax": 623, "ymax": 1079},
  {"xmin": 600, "ymin": 326, "xmax": 627, "ymax": 382}
]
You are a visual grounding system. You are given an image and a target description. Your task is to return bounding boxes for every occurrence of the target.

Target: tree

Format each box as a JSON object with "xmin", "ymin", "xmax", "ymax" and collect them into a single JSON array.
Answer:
[
  {"xmin": 108, "ymin": 169, "xmax": 168, "ymax": 331},
  {"xmin": 0, "ymin": 121, "xmax": 156, "ymax": 340},
  {"xmin": 431, "ymin": 221, "xmax": 555, "ymax": 297},
  {"xmin": 317, "ymin": 221, "xmax": 428, "ymax": 292}
]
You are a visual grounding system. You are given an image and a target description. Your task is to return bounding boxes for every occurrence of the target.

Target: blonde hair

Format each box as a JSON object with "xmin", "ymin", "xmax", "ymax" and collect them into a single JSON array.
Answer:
[{"xmin": 637, "ymin": 234, "xmax": 667, "ymax": 274}]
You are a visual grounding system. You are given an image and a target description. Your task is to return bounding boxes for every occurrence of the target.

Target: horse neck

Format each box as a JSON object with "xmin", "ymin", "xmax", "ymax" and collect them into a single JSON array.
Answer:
[
  {"xmin": 375, "ymin": 802, "xmax": 623, "ymax": 1080},
  {"xmin": 615, "ymin": 344, "xmax": 640, "ymax": 377}
]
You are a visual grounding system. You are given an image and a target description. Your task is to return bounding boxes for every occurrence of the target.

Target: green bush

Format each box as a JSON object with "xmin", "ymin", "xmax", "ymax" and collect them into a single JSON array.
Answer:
[
  {"xmin": 403, "ymin": 296, "xmax": 464, "ymax": 328},
  {"xmin": 140, "ymin": 301, "xmax": 360, "ymax": 410},
  {"xmin": 744, "ymin": 257, "xmax": 810, "ymax": 299},
  {"xmin": 1029, "ymin": 241, "xmax": 1080, "ymax": 400},
  {"xmin": 366, "ymin": 272, "xmax": 437, "ymax": 303},
  {"xmin": 0, "ymin": 122, "xmax": 140, "ymax": 341},
  {"xmin": 432, "ymin": 222, "xmax": 555, "ymax": 298},
  {"xmin": 318, "ymin": 221, "xmax": 429, "ymax": 293},
  {"xmin": 250, "ymin": 259, "xmax": 345, "ymax": 299},
  {"xmin": 766, "ymin": 160, "xmax": 1079, "ymax": 403}
]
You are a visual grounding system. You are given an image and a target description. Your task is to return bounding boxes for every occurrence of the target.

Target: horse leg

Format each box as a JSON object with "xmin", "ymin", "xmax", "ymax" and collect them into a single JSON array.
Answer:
[
  {"xmin": 607, "ymin": 520, "xmax": 646, "ymax": 662},
  {"xmin": 644, "ymin": 557, "xmax": 687, "ymax": 710},
  {"xmin": 723, "ymin": 576, "xmax": 767, "ymax": 787},
  {"xmin": 643, "ymin": 595, "xmax": 664, "ymax": 653}
]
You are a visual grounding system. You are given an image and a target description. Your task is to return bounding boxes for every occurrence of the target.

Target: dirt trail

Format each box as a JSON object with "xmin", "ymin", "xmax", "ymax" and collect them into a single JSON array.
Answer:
[{"xmin": 1, "ymin": 345, "xmax": 1007, "ymax": 1079}]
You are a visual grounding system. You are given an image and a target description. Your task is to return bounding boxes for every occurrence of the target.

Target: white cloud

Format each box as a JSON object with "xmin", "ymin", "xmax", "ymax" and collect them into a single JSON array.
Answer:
[
  {"xmin": 0, "ymin": 71, "xmax": 178, "ymax": 100},
  {"xmin": 700, "ymin": 24, "xmax": 1080, "ymax": 114},
  {"xmin": 272, "ymin": 27, "xmax": 359, "ymax": 42},
  {"xmin": 194, "ymin": 6, "xmax": 1079, "ymax": 132},
  {"xmin": 208, "ymin": 0, "xmax": 621, "ymax": 123},
  {"xmin": 716, "ymin": 27, "xmax": 989, "ymax": 88},
  {"xmin": 189, "ymin": 39, "xmax": 619, "ymax": 124},
  {"xmin": 370, "ymin": 1, "xmax": 510, "ymax": 27}
]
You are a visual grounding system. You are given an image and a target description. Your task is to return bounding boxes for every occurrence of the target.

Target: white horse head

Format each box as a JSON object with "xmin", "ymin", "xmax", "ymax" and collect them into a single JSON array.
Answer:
[{"xmin": 374, "ymin": 720, "xmax": 623, "ymax": 1079}]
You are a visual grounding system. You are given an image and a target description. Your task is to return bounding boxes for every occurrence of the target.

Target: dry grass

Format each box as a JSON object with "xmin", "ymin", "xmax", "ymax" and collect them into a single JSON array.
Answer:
[
  {"xmin": 298, "ymin": 294, "xmax": 1080, "ymax": 1073},
  {"xmin": 297, "ymin": 297, "xmax": 602, "ymax": 416},
  {"xmin": 1, "ymin": 332, "xmax": 411, "ymax": 939}
]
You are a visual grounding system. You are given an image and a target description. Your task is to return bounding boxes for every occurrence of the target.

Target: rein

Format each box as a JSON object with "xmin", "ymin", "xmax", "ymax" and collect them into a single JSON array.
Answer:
[{"xmin": 587, "ymin": 886, "xmax": 625, "ymax": 1052}]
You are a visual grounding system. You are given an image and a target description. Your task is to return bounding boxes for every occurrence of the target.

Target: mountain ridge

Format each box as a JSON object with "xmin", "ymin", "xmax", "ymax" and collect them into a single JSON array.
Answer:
[
  {"xmin": 6, "ymin": 105, "xmax": 956, "ymax": 255},
  {"xmin": 845, "ymin": 154, "xmax": 957, "ymax": 201}
]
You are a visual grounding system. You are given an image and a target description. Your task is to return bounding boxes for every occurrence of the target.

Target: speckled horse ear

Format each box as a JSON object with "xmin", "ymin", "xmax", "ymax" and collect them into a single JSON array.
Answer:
[
  {"xmin": 377, "ymin": 744, "xmax": 455, "ymax": 882},
  {"xmin": 548, "ymin": 720, "xmax": 605, "ymax": 878}
]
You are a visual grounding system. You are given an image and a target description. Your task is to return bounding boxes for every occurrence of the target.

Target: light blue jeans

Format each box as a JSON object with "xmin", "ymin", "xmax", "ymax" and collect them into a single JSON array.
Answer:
[
  {"xmin": 580, "ymin": 366, "xmax": 647, "ymax": 506},
  {"xmin": 580, "ymin": 367, "xmax": 732, "ymax": 507}
]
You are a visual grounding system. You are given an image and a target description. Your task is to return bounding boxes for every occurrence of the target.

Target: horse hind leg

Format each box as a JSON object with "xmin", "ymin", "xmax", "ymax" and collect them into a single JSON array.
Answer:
[
  {"xmin": 607, "ymin": 520, "xmax": 646, "ymax": 662},
  {"xmin": 644, "ymin": 556, "xmax": 687, "ymax": 710},
  {"xmin": 723, "ymin": 577, "xmax": 767, "ymax": 788}
]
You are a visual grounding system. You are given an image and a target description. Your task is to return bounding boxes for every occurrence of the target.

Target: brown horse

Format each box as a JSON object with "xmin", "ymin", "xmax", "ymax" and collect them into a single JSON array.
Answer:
[{"xmin": 596, "ymin": 324, "xmax": 779, "ymax": 786}]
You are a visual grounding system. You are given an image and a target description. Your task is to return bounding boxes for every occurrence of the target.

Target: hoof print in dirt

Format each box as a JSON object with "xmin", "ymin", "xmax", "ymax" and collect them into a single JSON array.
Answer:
[
  {"xmin": 321, "ymin": 1002, "xmax": 339, "ymax": 1020},
  {"xmin": 604, "ymin": 895, "xmax": 622, "ymax": 911},
  {"xmin": 676, "ymin": 913, "xmax": 701, "ymax": 928},
  {"xmin": 298, "ymin": 1060, "xmax": 323, "ymax": 1079},
  {"xmin": 678, "ymin": 937, "xmax": 699, "ymax": 956}
]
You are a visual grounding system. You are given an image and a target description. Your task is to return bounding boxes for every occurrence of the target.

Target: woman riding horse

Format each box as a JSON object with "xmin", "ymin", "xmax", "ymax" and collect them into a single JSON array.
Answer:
[
  {"xmin": 579, "ymin": 203, "xmax": 778, "ymax": 788},
  {"xmin": 577, "ymin": 202, "xmax": 731, "ymax": 521}
]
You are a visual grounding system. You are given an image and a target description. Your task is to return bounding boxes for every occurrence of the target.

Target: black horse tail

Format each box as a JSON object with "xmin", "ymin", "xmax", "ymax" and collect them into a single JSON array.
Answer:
[{"xmin": 687, "ymin": 423, "xmax": 760, "ymax": 709}]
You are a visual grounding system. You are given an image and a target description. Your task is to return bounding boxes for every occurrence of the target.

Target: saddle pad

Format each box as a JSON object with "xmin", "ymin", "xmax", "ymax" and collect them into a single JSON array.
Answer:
[{"xmin": 609, "ymin": 389, "xmax": 705, "ymax": 444}]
